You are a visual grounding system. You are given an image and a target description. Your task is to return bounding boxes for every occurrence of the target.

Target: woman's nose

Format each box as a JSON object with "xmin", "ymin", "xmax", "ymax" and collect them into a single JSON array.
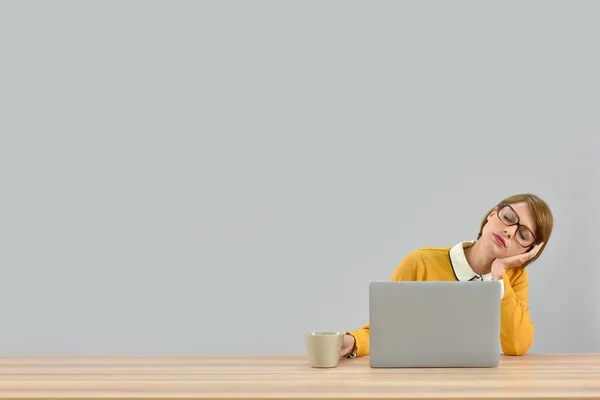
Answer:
[{"xmin": 504, "ymin": 225, "xmax": 518, "ymax": 237}]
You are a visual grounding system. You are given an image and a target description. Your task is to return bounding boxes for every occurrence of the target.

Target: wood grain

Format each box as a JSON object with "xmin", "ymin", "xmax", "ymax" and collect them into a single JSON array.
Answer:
[{"xmin": 1, "ymin": 354, "xmax": 599, "ymax": 399}]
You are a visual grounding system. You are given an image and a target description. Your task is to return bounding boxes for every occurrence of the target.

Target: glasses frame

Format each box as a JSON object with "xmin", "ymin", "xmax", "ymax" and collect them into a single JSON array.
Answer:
[{"xmin": 496, "ymin": 203, "xmax": 538, "ymax": 248}]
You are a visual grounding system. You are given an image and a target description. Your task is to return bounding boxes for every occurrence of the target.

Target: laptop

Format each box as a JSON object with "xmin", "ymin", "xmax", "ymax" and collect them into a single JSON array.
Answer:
[{"xmin": 369, "ymin": 281, "xmax": 501, "ymax": 368}]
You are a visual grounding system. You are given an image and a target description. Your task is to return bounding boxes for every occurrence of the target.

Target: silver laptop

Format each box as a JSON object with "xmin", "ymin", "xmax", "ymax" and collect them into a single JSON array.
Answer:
[{"xmin": 369, "ymin": 281, "xmax": 501, "ymax": 368}]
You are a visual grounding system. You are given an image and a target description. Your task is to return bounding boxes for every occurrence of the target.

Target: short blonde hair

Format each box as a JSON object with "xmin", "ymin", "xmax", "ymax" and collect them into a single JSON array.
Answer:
[{"xmin": 477, "ymin": 193, "xmax": 554, "ymax": 268}]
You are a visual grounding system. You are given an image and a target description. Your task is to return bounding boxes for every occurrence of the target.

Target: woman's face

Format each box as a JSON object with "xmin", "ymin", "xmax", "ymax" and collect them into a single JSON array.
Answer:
[{"xmin": 481, "ymin": 202, "xmax": 538, "ymax": 258}]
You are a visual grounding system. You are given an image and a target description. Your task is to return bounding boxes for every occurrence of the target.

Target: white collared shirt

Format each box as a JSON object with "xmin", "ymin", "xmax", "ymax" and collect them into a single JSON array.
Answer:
[{"xmin": 449, "ymin": 241, "xmax": 505, "ymax": 299}]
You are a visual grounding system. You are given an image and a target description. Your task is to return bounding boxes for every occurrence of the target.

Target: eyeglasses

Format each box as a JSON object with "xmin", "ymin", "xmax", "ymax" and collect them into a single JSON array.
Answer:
[{"xmin": 496, "ymin": 204, "xmax": 537, "ymax": 248}]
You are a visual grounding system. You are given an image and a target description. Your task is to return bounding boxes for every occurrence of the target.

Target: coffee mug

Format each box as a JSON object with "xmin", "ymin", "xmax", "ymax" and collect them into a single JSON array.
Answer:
[{"xmin": 304, "ymin": 332, "xmax": 344, "ymax": 368}]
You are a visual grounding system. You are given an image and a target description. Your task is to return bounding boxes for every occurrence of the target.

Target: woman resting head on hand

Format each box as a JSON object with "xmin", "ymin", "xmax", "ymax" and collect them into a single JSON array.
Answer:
[{"xmin": 341, "ymin": 193, "xmax": 554, "ymax": 359}]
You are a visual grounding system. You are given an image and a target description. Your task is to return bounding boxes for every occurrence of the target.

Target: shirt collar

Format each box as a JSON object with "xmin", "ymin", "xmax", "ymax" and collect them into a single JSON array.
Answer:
[{"xmin": 449, "ymin": 241, "xmax": 493, "ymax": 281}]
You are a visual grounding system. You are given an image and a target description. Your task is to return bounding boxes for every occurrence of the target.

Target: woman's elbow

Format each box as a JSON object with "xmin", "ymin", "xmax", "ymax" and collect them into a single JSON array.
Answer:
[
  {"xmin": 502, "ymin": 346, "xmax": 529, "ymax": 356},
  {"xmin": 501, "ymin": 338, "xmax": 533, "ymax": 356}
]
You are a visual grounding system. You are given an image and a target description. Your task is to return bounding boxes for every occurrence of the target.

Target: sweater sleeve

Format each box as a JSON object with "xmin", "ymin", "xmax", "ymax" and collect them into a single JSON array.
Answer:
[
  {"xmin": 347, "ymin": 250, "xmax": 421, "ymax": 357},
  {"xmin": 500, "ymin": 268, "xmax": 534, "ymax": 356}
]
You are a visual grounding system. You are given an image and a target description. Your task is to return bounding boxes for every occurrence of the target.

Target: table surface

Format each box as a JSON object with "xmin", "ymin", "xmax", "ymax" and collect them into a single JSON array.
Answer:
[{"xmin": 1, "ymin": 354, "xmax": 599, "ymax": 399}]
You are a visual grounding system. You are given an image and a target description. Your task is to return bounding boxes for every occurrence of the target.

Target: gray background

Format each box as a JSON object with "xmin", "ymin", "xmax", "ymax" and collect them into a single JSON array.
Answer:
[{"xmin": 1, "ymin": 1, "xmax": 598, "ymax": 354}]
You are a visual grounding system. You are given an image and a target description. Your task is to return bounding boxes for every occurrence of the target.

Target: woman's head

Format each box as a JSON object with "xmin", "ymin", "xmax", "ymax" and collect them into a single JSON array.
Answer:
[{"xmin": 477, "ymin": 194, "xmax": 553, "ymax": 267}]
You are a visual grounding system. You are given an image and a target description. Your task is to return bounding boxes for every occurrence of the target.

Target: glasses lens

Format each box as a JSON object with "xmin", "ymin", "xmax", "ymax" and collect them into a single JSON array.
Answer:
[
  {"xmin": 498, "ymin": 206, "xmax": 518, "ymax": 225},
  {"xmin": 517, "ymin": 226, "xmax": 536, "ymax": 247}
]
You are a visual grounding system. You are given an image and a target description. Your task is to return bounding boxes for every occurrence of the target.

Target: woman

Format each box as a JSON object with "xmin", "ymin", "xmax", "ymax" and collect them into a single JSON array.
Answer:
[{"xmin": 340, "ymin": 193, "xmax": 554, "ymax": 358}]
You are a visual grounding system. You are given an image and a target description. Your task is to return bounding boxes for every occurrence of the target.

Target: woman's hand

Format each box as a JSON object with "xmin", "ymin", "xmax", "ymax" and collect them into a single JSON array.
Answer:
[
  {"xmin": 491, "ymin": 242, "xmax": 544, "ymax": 281},
  {"xmin": 340, "ymin": 334, "xmax": 356, "ymax": 357}
]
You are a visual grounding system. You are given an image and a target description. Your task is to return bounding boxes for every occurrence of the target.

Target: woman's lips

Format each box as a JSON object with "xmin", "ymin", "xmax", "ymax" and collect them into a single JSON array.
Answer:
[{"xmin": 493, "ymin": 233, "xmax": 506, "ymax": 247}]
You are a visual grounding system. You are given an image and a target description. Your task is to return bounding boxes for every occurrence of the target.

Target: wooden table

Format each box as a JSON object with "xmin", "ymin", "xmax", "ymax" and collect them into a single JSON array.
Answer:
[{"xmin": 1, "ymin": 354, "xmax": 599, "ymax": 399}]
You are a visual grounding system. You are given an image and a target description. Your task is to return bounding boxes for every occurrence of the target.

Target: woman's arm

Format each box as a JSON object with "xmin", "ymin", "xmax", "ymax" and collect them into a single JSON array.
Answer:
[{"xmin": 500, "ymin": 268, "xmax": 534, "ymax": 356}]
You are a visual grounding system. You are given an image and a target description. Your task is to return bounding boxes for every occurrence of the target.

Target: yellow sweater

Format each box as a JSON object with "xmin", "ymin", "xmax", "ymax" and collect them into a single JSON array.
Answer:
[{"xmin": 348, "ymin": 245, "xmax": 534, "ymax": 357}]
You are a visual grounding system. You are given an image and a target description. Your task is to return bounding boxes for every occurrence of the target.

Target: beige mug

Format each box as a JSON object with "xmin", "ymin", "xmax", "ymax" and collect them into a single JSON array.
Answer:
[{"xmin": 304, "ymin": 332, "xmax": 344, "ymax": 368}]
